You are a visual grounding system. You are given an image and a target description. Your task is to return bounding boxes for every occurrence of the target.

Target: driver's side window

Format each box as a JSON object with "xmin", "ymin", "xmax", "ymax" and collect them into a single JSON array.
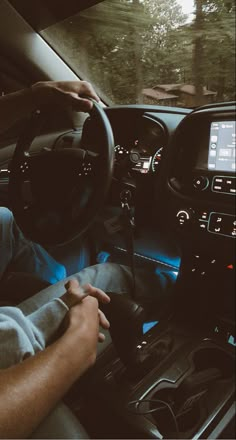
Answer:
[{"xmin": 0, "ymin": 55, "xmax": 30, "ymax": 145}]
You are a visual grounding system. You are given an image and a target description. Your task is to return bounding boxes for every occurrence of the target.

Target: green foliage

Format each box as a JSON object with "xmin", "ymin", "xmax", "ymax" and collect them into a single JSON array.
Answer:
[
  {"xmin": 41, "ymin": 0, "xmax": 235, "ymax": 105},
  {"xmin": 201, "ymin": 0, "xmax": 235, "ymax": 100}
]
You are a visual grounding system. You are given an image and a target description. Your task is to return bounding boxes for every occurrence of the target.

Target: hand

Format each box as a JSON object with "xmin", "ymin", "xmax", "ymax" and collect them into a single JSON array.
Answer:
[
  {"xmin": 63, "ymin": 295, "xmax": 101, "ymax": 370},
  {"xmin": 31, "ymin": 80, "xmax": 100, "ymax": 112},
  {"xmin": 61, "ymin": 278, "xmax": 110, "ymax": 342}
]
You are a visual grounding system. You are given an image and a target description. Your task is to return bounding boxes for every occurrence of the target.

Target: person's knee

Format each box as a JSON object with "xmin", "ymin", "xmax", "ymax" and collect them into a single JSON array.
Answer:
[
  {"xmin": 0, "ymin": 208, "xmax": 15, "ymax": 240},
  {"xmin": 0, "ymin": 207, "xmax": 14, "ymax": 227}
]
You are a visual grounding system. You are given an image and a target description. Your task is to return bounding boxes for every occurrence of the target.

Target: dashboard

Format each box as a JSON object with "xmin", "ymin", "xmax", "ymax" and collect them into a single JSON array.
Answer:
[
  {"xmin": 160, "ymin": 103, "xmax": 236, "ymax": 253},
  {"xmin": 62, "ymin": 102, "xmax": 236, "ymax": 254}
]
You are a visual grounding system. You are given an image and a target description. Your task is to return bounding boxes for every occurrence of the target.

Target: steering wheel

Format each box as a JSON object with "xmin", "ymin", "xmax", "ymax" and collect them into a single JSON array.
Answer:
[{"xmin": 9, "ymin": 101, "xmax": 115, "ymax": 246}]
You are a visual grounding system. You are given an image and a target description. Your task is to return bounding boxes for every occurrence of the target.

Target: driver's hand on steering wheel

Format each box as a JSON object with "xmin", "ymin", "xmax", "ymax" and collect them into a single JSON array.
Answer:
[
  {"xmin": 31, "ymin": 80, "xmax": 100, "ymax": 113},
  {"xmin": 61, "ymin": 278, "xmax": 110, "ymax": 342}
]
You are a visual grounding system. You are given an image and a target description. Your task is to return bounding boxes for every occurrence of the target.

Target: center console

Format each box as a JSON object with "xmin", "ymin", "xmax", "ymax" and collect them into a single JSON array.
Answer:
[{"xmin": 85, "ymin": 251, "xmax": 235, "ymax": 439}]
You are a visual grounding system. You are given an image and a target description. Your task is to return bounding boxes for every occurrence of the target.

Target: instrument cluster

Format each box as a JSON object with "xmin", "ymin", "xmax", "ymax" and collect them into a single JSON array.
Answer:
[{"xmin": 114, "ymin": 116, "xmax": 167, "ymax": 178}]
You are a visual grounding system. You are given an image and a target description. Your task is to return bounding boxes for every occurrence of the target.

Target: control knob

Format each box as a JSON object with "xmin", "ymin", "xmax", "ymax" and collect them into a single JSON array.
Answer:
[
  {"xmin": 193, "ymin": 176, "xmax": 209, "ymax": 191},
  {"xmin": 176, "ymin": 208, "xmax": 195, "ymax": 228}
]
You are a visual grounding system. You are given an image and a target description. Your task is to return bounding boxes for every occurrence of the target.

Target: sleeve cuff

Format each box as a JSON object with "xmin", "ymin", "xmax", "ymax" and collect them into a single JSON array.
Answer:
[{"xmin": 28, "ymin": 298, "xmax": 69, "ymax": 347}]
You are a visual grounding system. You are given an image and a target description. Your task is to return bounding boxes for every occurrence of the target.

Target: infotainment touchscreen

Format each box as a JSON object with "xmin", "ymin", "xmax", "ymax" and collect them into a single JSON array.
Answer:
[{"xmin": 208, "ymin": 121, "xmax": 235, "ymax": 172}]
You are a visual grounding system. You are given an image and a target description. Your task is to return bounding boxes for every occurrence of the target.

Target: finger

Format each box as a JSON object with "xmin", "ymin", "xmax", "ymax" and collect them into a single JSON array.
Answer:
[
  {"xmin": 98, "ymin": 308, "xmax": 110, "ymax": 329},
  {"xmin": 56, "ymin": 80, "xmax": 100, "ymax": 103},
  {"xmin": 64, "ymin": 279, "xmax": 88, "ymax": 301},
  {"xmin": 98, "ymin": 332, "xmax": 106, "ymax": 343},
  {"xmin": 82, "ymin": 283, "xmax": 110, "ymax": 304},
  {"xmin": 64, "ymin": 278, "xmax": 79, "ymax": 291},
  {"xmin": 69, "ymin": 95, "xmax": 94, "ymax": 112},
  {"xmin": 72, "ymin": 295, "xmax": 99, "ymax": 316},
  {"xmin": 78, "ymin": 81, "xmax": 100, "ymax": 102}
]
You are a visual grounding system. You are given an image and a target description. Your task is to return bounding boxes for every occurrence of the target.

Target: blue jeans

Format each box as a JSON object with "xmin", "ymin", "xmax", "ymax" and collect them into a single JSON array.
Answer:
[
  {"xmin": 1, "ymin": 207, "xmax": 177, "ymax": 315},
  {"xmin": 0, "ymin": 207, "xmax": 66, "ymax": 283},
  {"xmin": 1, "ymin": 207, "xmax": 177, "ymax": 302}
]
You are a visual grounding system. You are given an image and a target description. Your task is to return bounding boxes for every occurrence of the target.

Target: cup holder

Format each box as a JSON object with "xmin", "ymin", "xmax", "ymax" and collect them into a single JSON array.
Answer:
[
  {"xmin": 192, "ymin": 346, "xmax": 234, "ymax": 379},
  {"xmin": 146, "ymin": 345, "xmax": 234, "ymax": 438},
  {"xmin": 149, "ymin": 387, "xmax": 203, "ymax": 437}
]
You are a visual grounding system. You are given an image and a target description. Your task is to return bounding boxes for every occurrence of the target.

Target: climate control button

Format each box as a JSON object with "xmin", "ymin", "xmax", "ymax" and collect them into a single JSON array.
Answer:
[
  {"xmin": 176, "ymin": 208, "xmax": 194, "ymax": 228},
  {"xmin": 208, "ymin": 213, "xmax": 236, "ymax": 238}
]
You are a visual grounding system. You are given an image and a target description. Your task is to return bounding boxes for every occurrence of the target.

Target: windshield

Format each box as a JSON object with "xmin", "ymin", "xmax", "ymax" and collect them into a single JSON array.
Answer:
[{"xmin": 40, "ymin": 0, "xmax": 235, "ymax": 107}]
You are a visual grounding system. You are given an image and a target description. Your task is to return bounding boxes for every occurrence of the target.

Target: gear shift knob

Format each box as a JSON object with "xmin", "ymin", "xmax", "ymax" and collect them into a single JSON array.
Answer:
[
  {"xmin": 102, "ymin": 293, "xmax": 147, "ymax": 366},
  {"xmin": 102, "ymin": 294, "xmax": 174, "ymax": 380},
  {"xmin": 102, "ymin": 293, "xmax": 146, "ymax": 366}
]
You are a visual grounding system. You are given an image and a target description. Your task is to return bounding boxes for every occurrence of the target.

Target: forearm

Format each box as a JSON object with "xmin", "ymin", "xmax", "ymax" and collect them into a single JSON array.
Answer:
[
  {"xmin": 0, "ymin": 80, "xmax": 99, "ymax": 135},
  {"xmin": 0, "ymin": 88, "xmax": 35, "ymax": 134},
  {"xmin": 0, "ymin": 332, "xmax": 95, "ymax": 439}
]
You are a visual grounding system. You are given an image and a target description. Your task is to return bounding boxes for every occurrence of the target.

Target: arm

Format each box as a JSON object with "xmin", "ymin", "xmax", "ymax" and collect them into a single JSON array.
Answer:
[
  {"xmin": 0, "ymin": 279, "xmax": 110, "ymax": 368},
  {"xmin": 0, "ymin": 80, "xmax": 99, "ymax": 134},
  {"xmin": 28, "ymin": 278, "xmax": 110, "ymax": 347},
  {"xmin": 0, "ymin": 296, "xmax": 99, "ymax": 439}
]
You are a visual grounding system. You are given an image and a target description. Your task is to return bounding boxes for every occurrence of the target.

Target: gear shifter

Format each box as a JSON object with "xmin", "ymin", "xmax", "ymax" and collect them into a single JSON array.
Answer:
[
  {"xmin": 102, "ymin": 294, "xmax": 174, "ymax": 380},
  {"xmin": 102, "ymin": 293, "xmax": 146, "ymax": 367}
]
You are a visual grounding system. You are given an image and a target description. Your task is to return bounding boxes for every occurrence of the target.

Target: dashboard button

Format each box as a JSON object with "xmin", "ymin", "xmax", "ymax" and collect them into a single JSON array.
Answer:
[
  {"xmin": 130, "ymin": 152, "xmax": 140, "ymax": 163},
  {"xmin": 212, "ymin": 176, "xmax": 236, "ymax": 195},
  {"xmin": 209, "ymin": 213, "xmax": 236, "ymax": 238},
  {"xmin": 176, "ymin": 208, "xmax": 194, "ymax": 228},
  {"xmin": 213, "ymin": 185, "xmax": 223, "ymax": 191},
  {"xmin": 199, "ymin": 221, "xmax": 207, "ymax": 231},
  {"xmin": 199, "ymin": 210, "xmax": 209, "ymax": 221},
  {"xmin": 193, "ymin": 176, "xmax": 209, "ymax": 191}
]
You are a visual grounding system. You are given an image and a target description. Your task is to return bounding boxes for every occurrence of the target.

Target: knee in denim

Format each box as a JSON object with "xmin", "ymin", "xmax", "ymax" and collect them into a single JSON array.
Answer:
[{"xmin": 0, "ymin": 207, "xmax": 14, "ymax": 227}]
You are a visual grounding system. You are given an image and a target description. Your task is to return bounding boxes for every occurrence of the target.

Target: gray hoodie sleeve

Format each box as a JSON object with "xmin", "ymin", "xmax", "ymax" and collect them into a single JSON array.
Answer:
[{"xmin": 0, "ymin": 299, "xmax": 69, "ymax": 369}]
